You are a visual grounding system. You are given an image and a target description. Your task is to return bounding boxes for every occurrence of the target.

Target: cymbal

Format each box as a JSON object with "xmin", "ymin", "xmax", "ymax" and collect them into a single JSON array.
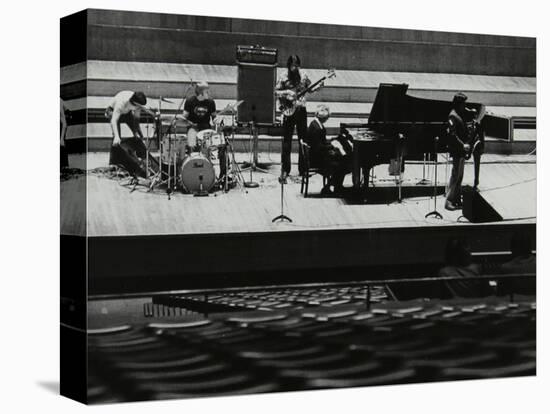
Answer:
[
  {"xmin": 159, "ymin": 97, "xmax": 175, "ymax": 104},
  {"xmin": 217, "ymin": 100, "xmax": 244, "ymax": 116},
  {"xmin": 159, "ymin": 115, "xmax": 195, "ymax": 127}
]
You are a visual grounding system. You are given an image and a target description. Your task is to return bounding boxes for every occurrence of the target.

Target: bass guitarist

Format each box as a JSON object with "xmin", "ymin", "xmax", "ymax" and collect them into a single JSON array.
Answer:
[{"xmin": 275, "ymin": 55, "xmax": 323, "ymax": 182}]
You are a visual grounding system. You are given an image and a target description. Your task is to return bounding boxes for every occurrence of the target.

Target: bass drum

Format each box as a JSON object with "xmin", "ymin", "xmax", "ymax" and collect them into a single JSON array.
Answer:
[{"xmin": 180, "ymin": 153, "xmax": 216, "ymax": 194}]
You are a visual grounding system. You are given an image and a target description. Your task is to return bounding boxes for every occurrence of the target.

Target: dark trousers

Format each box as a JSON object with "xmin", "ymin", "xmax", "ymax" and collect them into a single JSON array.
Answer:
[
  {"xmin": 282, "ymin": 106, "xmax": 307, "ymax": 175},
  {"xmin": 446, "ymin": 156, "xmax": 465, "ymax": 204},
  {"xmin": 60, "ymin": 145, "xmax": 69, "ymax": 169},
  {"xmin": 330, "ymin": 157, "xmax": 353, "ymax": 189},
  {"xmin": 473, "ymin": 151, "xmax": 482, "ymax": 188},
  {"xmin": 105, "ymin": 109, "xmax": 141, "ymax": 135},
  {"xmin": 60, "ymin": 121, "xmax": 68, "ymax": 169},
  {"xmin": 312, "ymin": 149, "xmax": 352, "ymax": 189}
]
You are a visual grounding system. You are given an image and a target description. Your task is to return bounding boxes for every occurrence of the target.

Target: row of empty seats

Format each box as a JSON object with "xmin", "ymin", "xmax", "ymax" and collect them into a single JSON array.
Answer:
[{"xmin": 87, "ymin": 292, "xmax": 536, "ymax": 403}]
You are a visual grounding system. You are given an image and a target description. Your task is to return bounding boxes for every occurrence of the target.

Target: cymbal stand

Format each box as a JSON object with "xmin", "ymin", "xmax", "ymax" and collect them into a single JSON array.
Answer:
[
  {"xmin": 145, "ymin": 122, "xmax": 150, "ymax": 180},
  {"xmin": 225, "ymin": 134, "xmax": 248, "ymax": 193},
  {"xmin": 397, "ymin": 134, "xmax": 405, "ymax": 203},
  {"xmin": 144, "ymin": 118, "xmax": 160, "ymax": 179},
  {"xmin": 147, "ymin": 97, "xmax": 174, "ymax": 199},
  {"xmin": 425, "ymin": 136, "xmax": 443, "ymax": 219},
  {"xmin": 223, "ymin": 112, "xmax": 248, "ymax": 193}
]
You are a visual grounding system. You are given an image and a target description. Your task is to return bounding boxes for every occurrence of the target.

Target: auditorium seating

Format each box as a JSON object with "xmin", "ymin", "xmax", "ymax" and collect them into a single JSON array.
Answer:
[{"xmin": 87, "ymin": 288, "xmax": 535, "ymax": 403}]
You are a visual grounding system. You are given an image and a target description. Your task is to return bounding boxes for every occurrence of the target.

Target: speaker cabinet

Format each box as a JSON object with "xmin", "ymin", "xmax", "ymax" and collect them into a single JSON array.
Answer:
[
  {"xmin": 462, "ymin": 185, "xmax": 503, "ymax": 223},
  {"xmin": 237, "ymin": 63, "xmax": 277, "ymax": 125}
]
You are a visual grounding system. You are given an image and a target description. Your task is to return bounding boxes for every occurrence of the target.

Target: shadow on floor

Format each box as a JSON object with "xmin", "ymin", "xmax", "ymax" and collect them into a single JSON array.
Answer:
[{"xmin": 36, "ymin": 381, "xmax": 59, "ymax": 395}]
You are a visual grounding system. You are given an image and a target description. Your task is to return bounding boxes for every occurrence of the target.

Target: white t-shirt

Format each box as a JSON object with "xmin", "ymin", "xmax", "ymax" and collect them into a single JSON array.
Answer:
[
  {"xmin": 108, "ymin": 90, "xmax": 141, "ymax": 117},
  {"xmin": 108, "ymin": 91, "xmax": 145, "ymax": 142}
]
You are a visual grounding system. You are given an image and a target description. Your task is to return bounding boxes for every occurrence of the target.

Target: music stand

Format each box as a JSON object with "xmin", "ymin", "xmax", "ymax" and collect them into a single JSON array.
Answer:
[
  {"xmin": 243, "ymin": 121, "xmax": 260, "ymax": 188},
  {"xmin": 416, "ymin": 153, "xmax": 432, "ymax": 185},
  {"xmin": 241, "ymin": 121, "xmax": 269, "ymax": 175},
  {"xmin": 425, "ymin": 136, "xmax": 443, "ymax": 219}
]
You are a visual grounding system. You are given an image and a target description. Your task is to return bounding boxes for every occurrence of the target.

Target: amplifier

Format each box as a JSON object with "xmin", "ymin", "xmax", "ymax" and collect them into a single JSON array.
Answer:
[
  {"xmin": 237, "ymin": 63, "xmax": 277, "ymax": 124},
  {"xmin": 462, "ymin": 186, "xmax": 503, "ymax": 223},
  {"xmin": 236, "ymin": 45, "xmax": 278, "ymax": 65},
  {"xmin": 236, "ymin": 45, "xmax": 278, "ymax": 124}
]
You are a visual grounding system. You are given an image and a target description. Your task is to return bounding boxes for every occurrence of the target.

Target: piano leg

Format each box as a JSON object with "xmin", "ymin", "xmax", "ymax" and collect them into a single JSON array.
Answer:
[{"xmin": 352, "ymin": 148, "xmax": 361, "ymax": 189}]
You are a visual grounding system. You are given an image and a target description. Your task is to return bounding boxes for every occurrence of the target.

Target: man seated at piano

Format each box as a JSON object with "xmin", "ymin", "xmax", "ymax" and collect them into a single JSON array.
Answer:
[{"xmin": 304, "ymin": 105, "xmax": 353, "ymax": 195}]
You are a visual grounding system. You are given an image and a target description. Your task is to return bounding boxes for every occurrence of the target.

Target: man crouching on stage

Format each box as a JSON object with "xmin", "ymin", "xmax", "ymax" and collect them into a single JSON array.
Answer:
[
  {"xmin": 304, "ymin": 105, "xmax": 353, "ymax": 195},
  {"xmin": 105, "ymin": 90, "xmax": 155, "ymax": 178}
]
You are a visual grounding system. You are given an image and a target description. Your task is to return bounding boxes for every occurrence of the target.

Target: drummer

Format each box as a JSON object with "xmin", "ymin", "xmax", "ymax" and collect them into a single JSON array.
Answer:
[{"xmin": 178, "ymin": 81, "xmax": 227, "ymax": 179}]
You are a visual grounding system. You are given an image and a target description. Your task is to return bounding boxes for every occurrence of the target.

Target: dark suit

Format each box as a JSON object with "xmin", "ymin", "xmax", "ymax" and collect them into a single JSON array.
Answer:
[{"xmin": 446, "ymin": 109, "xmax": 467, "ymax": 205}]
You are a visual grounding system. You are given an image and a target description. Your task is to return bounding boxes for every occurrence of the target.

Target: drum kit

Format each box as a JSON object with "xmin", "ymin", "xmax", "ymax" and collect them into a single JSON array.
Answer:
[{"xmin": 144, "ymin": 98, "xmax": 245, "ymax": 198}]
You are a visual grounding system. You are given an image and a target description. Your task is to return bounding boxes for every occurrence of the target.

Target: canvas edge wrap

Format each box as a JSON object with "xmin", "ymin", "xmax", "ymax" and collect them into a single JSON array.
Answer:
[{"xmin": 60, "ymin": 9, "xmax": 88, "ymax": 404}]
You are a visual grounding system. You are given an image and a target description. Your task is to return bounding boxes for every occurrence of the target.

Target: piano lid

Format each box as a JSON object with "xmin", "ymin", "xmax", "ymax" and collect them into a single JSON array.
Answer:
[{"xmin": 367, "ymin": 83, "xmax": 483, "ymax": 127}]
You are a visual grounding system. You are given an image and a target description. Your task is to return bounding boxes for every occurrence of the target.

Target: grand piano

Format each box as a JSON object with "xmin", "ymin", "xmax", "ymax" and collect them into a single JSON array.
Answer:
[{"xmin": 341, "ymin": 83, "xmax": 484, "ymax": 199}]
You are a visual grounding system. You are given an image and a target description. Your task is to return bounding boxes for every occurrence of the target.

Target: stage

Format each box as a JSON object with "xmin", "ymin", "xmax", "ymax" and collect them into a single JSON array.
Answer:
[
  {"xmin": 60, "ymin": 152, "xmax": 536, "ymax": 294},
  {"xmin": 62, "ymin": 152, "xmax": 535, "ymax": 236}
]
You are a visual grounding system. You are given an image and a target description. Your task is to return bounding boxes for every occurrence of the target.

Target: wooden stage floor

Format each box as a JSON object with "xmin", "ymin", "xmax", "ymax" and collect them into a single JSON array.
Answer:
[{"xmin": 61, "ymin": 153, "xmax": 536, "ymax": 238}]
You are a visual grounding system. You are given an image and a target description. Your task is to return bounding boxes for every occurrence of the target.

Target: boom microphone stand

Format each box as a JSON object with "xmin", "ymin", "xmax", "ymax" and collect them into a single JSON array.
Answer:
[{"xmin": 425, "ymin": 136, "xmax": 443, "ymax": 219}]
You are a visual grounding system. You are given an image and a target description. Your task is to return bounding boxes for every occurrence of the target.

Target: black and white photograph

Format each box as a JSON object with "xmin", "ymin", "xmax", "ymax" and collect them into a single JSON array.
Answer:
[
  {"xmin": 4, "ymin": 1, "xmax": 548, "ymax": 412},
  {"xmin": 57, "ymin": 5, "xmax": 540, "ymax": 405}
]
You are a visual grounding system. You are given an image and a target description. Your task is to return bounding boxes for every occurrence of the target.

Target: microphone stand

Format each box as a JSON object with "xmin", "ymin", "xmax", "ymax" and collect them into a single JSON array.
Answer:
[
  {"xmin": 425, "ymin": 136, "xmax": 443, "ymax": 219},
  {"xmin": 243, "ymin": 120, "xmax": 259, "ymax": 188},
  {"xmin": 272, "ymin": 136, "xmax": 292, "ymax": 223}
]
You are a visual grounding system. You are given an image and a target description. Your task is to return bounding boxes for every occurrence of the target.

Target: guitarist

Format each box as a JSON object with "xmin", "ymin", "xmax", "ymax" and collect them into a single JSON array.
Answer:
[
  {"xmin": 275, "ymin": 55, "xmax": 323, "ymax": 182},
  {"xmin": 445, "ymin": 92, "xmax": 481, "ymax": 211},
  {"xmin": 468, "ymin": 104, "xmax": 485, "ymax": 190}
]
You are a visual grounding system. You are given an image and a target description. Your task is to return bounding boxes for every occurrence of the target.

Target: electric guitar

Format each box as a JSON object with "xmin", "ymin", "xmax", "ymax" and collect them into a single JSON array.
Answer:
[
  {"xmin": 464, "ymin": 105, "xmax": 486, "ymax": 160},
  {"xmin": 464, "ymin": 121, "xmax": 484, "ymax": 160},
  {"xmin": 278, "ymin": 69, "xmax": 336, "ymax": 117}
]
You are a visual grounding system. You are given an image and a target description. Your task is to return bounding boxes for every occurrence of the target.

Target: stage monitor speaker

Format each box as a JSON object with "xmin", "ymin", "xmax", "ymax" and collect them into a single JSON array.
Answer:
[
  {"xmin": 237, "ymin": 62, "xmax": 277, "ymax": 125},
  {"xmin": 462, "ymin": 185, "xmax": 503, "ymax": 223}
]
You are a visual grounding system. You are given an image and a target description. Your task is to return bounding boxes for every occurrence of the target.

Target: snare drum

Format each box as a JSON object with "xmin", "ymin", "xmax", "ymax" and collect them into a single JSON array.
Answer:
[
  {"xmin": 196, "ymin": 129, "xmax": 216, "ymax": 148},
  {"xmin": 196, "ymin": 129, "xmax": 224, "ymax": 159},
  {"xmin": 180, "ymin": 153, "xmax": 216, "ymax": 194},
  {"xmin": 209, "ymin": 134, "xmax": 224, "ymax": 147},
  {"xmin": 160, "ymin": 134, "xmax": 187, "ymax": 164}
]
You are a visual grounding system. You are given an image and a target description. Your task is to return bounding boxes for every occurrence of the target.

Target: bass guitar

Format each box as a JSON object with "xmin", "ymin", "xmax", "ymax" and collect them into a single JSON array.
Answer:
[{"xmin": 278, "ymin": 69, "xmax": 336, "ymax": 117}]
